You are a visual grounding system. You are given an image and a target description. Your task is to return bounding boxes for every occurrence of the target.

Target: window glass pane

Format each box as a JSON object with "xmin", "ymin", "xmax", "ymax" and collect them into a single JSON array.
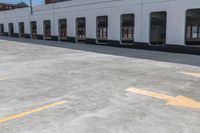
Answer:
[
  {"xmin": 76, "ymin": 17, "xmax": 86, "ymax": 42},
  {"xmin": 31, "ymin": 21, "xmax": 37, "ymax": 39},
  {"xmin": 0, "ymin": 24, "xmax": 4, "ymax": 34},
  {"xmin": 97, "ymin": 16, "xmax": 108, "ymax": 43},
  {"xmin": 59, "ymin": 19, "xmax": 67, "ymax": 40},
  {"xmin": 19, "ymin": 22, "xmax": 25, "ymax": 37},
  {"xmin": 150, "ymin": 12, "xmax": 167, "ymax": 45},
  {"xmin": 44, "ymin": 20, "xmax": 51, "ymax": 39},
  {"xmin": 192, "ymin": 26, "xmax": 198, "ymax": 38},
  {"xmin": 185, "ymin": 9, "xmax": 200, "ymax": 45},
  {"xmin": 186, "ymin": 26, "xmax": 191, "ymax": 38},
  {"xmin": 9, "ymin": 23, "xmax": 14, "ymax": 36},
  {"xmin": 121, "ymin": 14, "xmax": 134, "ymax": 44}
]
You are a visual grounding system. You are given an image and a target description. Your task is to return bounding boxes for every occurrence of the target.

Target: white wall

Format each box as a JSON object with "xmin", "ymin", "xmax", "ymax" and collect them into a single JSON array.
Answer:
[{"xmin": 0, "ymin": 0, "xmax": 199, "ymax": 45}]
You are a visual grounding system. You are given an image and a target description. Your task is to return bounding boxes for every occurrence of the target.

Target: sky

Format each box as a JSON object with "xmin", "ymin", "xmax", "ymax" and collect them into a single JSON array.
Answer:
[{"xmin": 0, "ymin": 0, "xmax": 44, "ymax": 6}]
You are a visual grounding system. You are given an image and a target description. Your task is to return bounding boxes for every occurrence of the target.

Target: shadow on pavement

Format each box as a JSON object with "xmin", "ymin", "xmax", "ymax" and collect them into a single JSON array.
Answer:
[{"xmin": 0, "ymin": 36, "xmax": 200, "ymax": 67}]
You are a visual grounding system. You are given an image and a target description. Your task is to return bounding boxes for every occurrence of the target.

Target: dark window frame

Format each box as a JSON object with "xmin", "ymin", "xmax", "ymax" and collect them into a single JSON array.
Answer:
[
  {"xmin": 149, "ymin": 11, "xmax": 167, "ymax": 45},
  {"xmin": 8, "ymin": 23, "xmax": 14, "ymax": 37},
  {"xmin": 18, "ymin": 22, "xmax": 25, "ymax": 37},
  {"xmin": 76, "ymin": 17, "xmax": 86, "ymax": 42},
  {"xmin": 58, "ymin": 18, "xmax": 67, "ymax": 41},
  {"xmin": 185, "ymin": 8, "xmax": 200, "ymax": 45},
  {"xmin": 43, "ymin": 20, "xmax": 51, "ymax": 40},
  {"xmin": 120, "ymin": 13, "xmax": 135, "ymax": 44},
  {"xmin": 96, "ymin": 15, "xmax": 108, "ymax": 44},
  {"xmin": 0, "ymin": 24, "xmax": 4, "ymax": 35},
  {"xmin": 30, "ymin": 21, "xmax": 37, "ymax": 39}
]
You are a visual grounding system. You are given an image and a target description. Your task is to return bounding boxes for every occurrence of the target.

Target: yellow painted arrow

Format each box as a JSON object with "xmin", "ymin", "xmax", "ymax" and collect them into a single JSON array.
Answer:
[
  {"xmin": 180, "ymin": 72, "xmax": 200, "ymax": 78},
  {"xmin": 127, "ymin": 87, "xmax": 200, "ymax": 109}
]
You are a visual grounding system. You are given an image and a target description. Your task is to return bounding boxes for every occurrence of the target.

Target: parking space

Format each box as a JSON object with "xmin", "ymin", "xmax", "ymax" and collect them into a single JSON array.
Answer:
[{"xmin": 0, "ymin": 37, "xmax": 200, "ymax": 133}]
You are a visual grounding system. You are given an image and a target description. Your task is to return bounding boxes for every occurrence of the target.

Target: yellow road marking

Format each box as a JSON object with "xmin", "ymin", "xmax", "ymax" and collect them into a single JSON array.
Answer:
[
  {"xmin": 0, "ymin": 77, "xmax": 6, "ymax": 81},
  {"xmin": 0, "ymin": 100, "xmax": 66, "ymax": 123},
  {"xmin": 180, "ymin": 71, "xmax": 200, "ymax": 78},
  {"xmin": 127, "ymin": 87, "xmax": 200, "ymax": 109}
]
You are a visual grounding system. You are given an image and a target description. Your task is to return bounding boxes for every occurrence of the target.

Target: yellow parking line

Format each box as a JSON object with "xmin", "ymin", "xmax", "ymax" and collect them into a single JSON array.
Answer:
[
  {"xmin": 0, "ymin": 77, "xmax": 6, "ymax": 81},
  {"xmin": 0, "ymin": 100, "xmax": 66, "ymax": 123},
  {"xmin": 180, "ymin": 71, "xmax": 200, "ymax": 78}
]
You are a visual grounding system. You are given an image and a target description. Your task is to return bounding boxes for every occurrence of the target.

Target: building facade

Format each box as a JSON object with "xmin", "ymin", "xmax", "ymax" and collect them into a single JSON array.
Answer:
[{"xmin": 0, "ymin": 0, "xmax": 200, "ymax": 54}]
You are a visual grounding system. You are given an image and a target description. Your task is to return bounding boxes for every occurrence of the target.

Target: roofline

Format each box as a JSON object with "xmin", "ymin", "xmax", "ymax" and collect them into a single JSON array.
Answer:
[{"xmin": 0, "ymin": 2, "xmax": 18, "ymax": 6}]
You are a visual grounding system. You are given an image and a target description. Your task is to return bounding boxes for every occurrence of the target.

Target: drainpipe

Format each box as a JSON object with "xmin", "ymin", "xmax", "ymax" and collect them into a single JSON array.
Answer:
[
  {"xmin": 140, "ymin": 0, "xmax": 143, "ymax": 41},
  {"xmin": 30, "ymin": 0, "xmax": 33, "ymax": 14}
]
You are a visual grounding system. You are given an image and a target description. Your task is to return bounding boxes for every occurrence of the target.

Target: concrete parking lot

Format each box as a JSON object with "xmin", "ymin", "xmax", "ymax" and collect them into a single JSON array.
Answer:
[{"xmin": 0, "ymin": 37, "xmax": 200, "ymax": 133}]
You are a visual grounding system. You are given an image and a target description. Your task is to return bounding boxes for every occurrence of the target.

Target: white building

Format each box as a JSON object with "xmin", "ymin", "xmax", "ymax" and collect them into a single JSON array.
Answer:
[{"xmin": 0, "ymin": 0, "xmax": 200, "ymax": 54}]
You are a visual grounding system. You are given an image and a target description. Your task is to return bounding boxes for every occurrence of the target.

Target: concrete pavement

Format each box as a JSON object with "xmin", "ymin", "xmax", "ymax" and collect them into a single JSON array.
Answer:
[{"xmin": 0, "ymin": 37, "xmax": 200, "ymax": 133}]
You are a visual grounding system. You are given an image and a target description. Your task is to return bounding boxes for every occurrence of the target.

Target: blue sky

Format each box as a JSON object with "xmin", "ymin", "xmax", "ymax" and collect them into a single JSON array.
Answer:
[{"xmin": 0, "ymin": 0, "xmax": 44, "ymax": 6}]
